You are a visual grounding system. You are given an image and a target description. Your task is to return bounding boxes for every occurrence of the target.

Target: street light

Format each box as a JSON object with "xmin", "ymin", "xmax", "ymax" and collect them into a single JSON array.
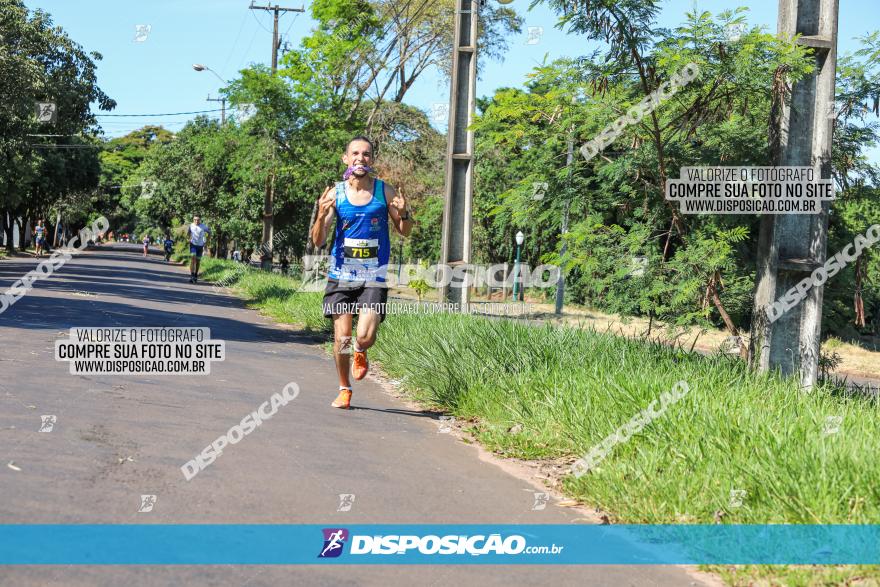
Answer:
[
  {"xmin": 192, "ymin": 63, "xmax": 227, "ymax": 84},
  {"xmin": 513, "ymin": 231, "xmax": 524, "ymax": 302},
  {"xmin": 192, "ymin": 64, "xmax": 228, "ymax": 123}
]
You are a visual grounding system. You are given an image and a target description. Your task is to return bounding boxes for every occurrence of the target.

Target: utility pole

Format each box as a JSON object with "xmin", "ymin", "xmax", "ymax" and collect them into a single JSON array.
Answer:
[
  {"xmin": 438, "ymin": 0, "xmax": 479, "ymax": 311},
  {"xmin": 555, "ymin": 130, "xmax": 574, "ymax": 315},
  {"xmin": 749, "ymin": 0, "xmax": 840, "ymax": 389},
  {"xmin": 206, "ymin": 95, "xmax": 226, "ymax": 124},
  {"xmin": 249, "ymin": 1, "xmax": 304, "ymax": 270},
  {"xmin": 53, "ymin": 209, "xmax": 62, "ymax": 248},
  {"xmin": 248, "ymin": 1, "xmax": 303, "ymax": 73}
]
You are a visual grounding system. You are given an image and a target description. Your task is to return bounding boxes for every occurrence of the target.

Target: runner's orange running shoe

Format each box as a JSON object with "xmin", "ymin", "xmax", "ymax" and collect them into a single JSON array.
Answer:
[
  {"xmin": 331, "ymin": 388, "xmax": 352, "ymax": 409},
  {"xmin": 352, "ymin": 349, "xmax": 369, "ymax": 380}
]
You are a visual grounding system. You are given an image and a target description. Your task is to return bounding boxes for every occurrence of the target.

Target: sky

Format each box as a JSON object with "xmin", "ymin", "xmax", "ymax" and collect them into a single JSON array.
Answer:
[{"xmin": 22, "ymin": 0, "xmax": 880, "ymax": 163}]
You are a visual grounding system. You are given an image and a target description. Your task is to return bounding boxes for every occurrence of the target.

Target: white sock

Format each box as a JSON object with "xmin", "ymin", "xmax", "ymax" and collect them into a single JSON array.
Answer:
[
  {"xmin": 353, "ymin": 341, "xmax": 364, "ymax": 353},
  {"xmin": 339, "ymin": 386, "xmax": 351, "ymax": 391}
]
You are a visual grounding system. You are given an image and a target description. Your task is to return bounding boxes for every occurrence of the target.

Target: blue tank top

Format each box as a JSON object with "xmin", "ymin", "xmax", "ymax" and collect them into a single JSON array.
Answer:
[{"xmin": 328, "ymin": 179, "xmax": 390, "ymax": 282}]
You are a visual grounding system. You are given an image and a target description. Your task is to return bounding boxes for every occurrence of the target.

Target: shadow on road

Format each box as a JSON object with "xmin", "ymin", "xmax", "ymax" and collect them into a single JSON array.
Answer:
[
  {"xmin": 349, "ymin": 406, "xmax": 447, "ymax": 420},
  {"xmin": 0, "ymin": 248, "xmax": 316, "ymax": 345}
]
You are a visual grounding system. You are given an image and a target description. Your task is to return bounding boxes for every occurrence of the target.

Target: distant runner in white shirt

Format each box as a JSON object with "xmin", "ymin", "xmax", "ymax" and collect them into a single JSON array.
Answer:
[
  {"xmin": 33, "ymin": 219, "xmax": 47, "ymax": 257},
  {"xmin": 187, "ymin": 215, "xmax": 210, "ymax": 283}
]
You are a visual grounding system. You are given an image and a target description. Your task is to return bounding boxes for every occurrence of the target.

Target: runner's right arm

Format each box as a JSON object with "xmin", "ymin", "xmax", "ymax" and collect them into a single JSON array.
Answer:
[{"xmin": 310, "ymin": 186, "xmax": 336, "ymax": 248}]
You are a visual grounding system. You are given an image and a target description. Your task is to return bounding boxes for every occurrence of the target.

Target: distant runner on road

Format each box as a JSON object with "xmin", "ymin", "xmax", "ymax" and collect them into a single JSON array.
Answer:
[
  {"xmin": 310, "ymin": 135, "xmax": 413, "ymax": 409},
  {"xmin": 163, "ymin": 234, "xmax": 174, "ymax": 262},
  {"xmin": 142, "ymin": 234, "xmax": 150, "ymax": 257},
  {"xmin": 33, "ymin": 219, "xmax": 46, "ymax": 257},
  {"xmin": 187, "ymin": 215, "xmax": 210, "ymax": 284}
]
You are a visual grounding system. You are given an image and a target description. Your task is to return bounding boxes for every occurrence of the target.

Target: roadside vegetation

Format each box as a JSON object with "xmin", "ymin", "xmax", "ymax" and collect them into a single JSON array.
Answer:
[
  {"xmin": 200, "ymin": 255, "xmax": 880, "ymax": 584},
  {"xmin": 6, "ymin": 0, "xmax": 879, "ymax": 347},
  {"xmin": 201, "ymin": 257, "xmax": 880, "ymax": 523}
]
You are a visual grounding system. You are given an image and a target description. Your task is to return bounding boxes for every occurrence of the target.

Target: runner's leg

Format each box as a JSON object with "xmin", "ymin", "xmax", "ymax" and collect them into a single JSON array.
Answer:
[
  {"xmin": 351, "ymin": 286, "xmax": 386, "ymax": 380},
  {"xmin": 331, "ymin": 313, "xmax": 355, "ymax": 408},
  {"xmin": 355, "ymin": 309, "xmax": 380, "ymax": 351},
  {"xmin": 332, "ymin": 313, "xmax": 354, "ymax": 389}
]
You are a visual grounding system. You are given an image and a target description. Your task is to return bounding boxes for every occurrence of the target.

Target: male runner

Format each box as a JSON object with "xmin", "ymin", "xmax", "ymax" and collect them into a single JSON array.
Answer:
[
  {"xmin": 33, "ymin": 219, "xmax": 46, "ymax": 257},
  {"xmin": 310, "ymin": 136, "xmax": 413, "ymax": 409},
  {"xmin": 163, "ymin": 234, "xmax": 174, "ymax": 262},
  {"xmin": 187, "ymin": 215, "xmax": 210, "ymax": 283}
]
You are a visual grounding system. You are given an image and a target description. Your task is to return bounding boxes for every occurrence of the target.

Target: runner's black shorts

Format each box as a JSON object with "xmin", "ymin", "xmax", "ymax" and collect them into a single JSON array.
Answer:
[{"xmin": 322, "ymin": 278, "xmax": 388, "ymax": 322}]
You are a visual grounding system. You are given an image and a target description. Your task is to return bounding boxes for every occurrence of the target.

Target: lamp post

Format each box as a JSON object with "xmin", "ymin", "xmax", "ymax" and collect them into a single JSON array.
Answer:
[
  {"xmin": 512, "ymin": 231, "xmax": 524, "ymax": 302},
  {"xmin": 192, "ymin": 64, "xmax": 227, "ymax": 123},
  {"xmin": 192, "ymin": 63, "xmax": 226, "ymax": 83}
]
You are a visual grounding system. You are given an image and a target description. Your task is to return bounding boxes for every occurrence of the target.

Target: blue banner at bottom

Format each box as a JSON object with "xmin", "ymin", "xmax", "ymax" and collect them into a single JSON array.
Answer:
[{"xmin": 1, "ymin": 525, "xmax": 878, "ymax": 564}]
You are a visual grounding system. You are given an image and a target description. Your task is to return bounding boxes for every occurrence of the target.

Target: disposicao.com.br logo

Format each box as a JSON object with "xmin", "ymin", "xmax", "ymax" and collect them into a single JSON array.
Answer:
[{"xmin": 318, "ymin": 528, "xmax": 564, "ymax": 558}]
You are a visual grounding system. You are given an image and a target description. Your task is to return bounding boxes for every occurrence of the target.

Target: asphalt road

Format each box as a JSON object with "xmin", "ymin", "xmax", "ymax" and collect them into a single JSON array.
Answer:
[{"xmin": 0, "ymin": 245, "xmax": 714, "ymax": 587}]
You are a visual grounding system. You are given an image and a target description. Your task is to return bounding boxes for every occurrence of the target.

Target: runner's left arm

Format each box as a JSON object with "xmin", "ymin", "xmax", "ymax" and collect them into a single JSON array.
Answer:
[{"xmin": 387, "ymin": 184, "xmax": 413, "ymax": 237}]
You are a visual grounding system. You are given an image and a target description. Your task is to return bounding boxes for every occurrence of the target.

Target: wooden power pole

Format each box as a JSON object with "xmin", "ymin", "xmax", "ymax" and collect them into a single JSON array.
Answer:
[
  {"xmin": 750, "ymin": 0, "xmax": 840, "ymax": 388},
  {"xmin": 206, "ymin": 95, "xmax": 226, "ymax": 124},
  {"xmin": 249, "ymin": 1, "xmax": 303, "ymax": 270},
  {"xmin": 438, "ymin": 0, "xmax": 479, "ymax": 310}
]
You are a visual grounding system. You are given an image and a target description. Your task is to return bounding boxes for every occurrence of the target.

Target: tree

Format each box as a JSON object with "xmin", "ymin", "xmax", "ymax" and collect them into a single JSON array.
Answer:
[
  {"xmin": 0, "ymin": 0, "xmax": 114, "ymax": 251},
  {"xmin": 282, "ymin": 0, "xmax": 522, "ymax": 125},
  {"xmin": 472, "ymin": 8, "xmax": 816, "ymax": 345}
]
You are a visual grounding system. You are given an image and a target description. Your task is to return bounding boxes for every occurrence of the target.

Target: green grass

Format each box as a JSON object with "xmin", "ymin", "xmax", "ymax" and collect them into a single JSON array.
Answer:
[
  {"xmin": 713, "ymin": 564, "xmax": 880, "ymax": 586},
  {"xmin": 199, "ymin": 257, "xmax": 327, "ymax": 331},
  {"xmin": 372, "ymin": 313, "xmax": 880, "ymax": 524},
  {"xmin": 200, "ymin": 257, "xmax": 880, "ymax": 585}
]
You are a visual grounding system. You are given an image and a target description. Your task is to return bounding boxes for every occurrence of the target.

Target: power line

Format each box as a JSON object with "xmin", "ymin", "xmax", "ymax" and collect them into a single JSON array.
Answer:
[
  {"xmin": 95, "ymin": 109, "xmax": 223, "ymax": 118},
  {"xmin": 282, "ymin": 10, "xmax": 300, "ymax": 38},
  {"xmin": 97, "ymin": 121, "xmax": 189, "ymax": 126},
  {"xmin": 239, "ymin": 20, "xmax": 262, "ymax": 71},
  {"xmin": 27, "ymin": 144, "xmax": 103, "ymax": 149},
  {"xmin": 221, "ymin": 11, "xmax": 251, "ymax": 76},
  {"xmin": 249, "ymin": 6, "xmax": 274, "ymax": 34}
]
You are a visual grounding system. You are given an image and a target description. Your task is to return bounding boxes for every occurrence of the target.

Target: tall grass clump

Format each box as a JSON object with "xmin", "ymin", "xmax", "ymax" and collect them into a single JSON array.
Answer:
[
  {"xmin": 197, "ymin": 260, "xmax": 880, "ymax": 526},
  {"xmin": 371, "ymin": 313, "xmax": 880, "ymax": 525}
]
